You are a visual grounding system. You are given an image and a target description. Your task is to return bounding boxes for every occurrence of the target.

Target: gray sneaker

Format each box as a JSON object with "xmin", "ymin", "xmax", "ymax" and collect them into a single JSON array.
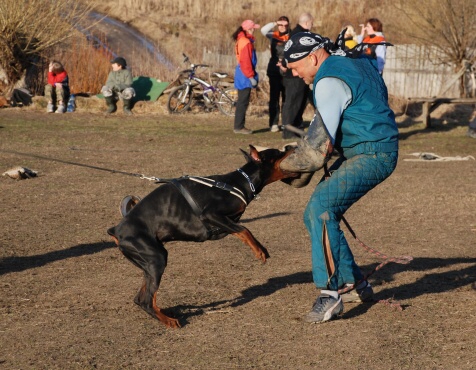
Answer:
[
  {"xmin": 341, "ymin": 282, "xmax": 374, "ymax": 303},
  {"xmin": 304, "ymin": 293, "xmax": 343, "ymax": 323},
  {"xmin": 55, "ymin": 104, "xmax": 65, "ymax": 113},
  {"xmin": 47, "ymin": 103, "xmax": 54, "ymax": 113},
  {"xmin": 234, "ymin": 128, "xmax": 253, "ymax": 134}
]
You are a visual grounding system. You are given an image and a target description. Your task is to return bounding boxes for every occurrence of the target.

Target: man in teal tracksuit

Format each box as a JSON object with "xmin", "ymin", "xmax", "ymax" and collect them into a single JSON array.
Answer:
[{"xmin": 280, "ymin": 31, "xmax": 398, "ymax": 323}]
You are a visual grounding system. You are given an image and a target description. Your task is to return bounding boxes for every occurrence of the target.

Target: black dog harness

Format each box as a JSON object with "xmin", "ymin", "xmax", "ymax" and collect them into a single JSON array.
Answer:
[{"xmin": 158, "ymin": 170, "xmax": 257, "ymax": 237}]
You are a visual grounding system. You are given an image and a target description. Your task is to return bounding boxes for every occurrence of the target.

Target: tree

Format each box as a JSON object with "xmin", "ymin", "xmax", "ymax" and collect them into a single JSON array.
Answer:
[
  {"xmin": 390, "ymin": 0, "xmax": 476, "ymax": 96},
  {"xmin": 0, "ymin": 0, "xmax": 93, "ymax": 91}
]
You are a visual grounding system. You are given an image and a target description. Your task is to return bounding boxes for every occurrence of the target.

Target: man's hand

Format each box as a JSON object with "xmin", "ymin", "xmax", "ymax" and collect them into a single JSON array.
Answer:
[{"xmin": 249, "ymin": 77, "xmax": 258, "ymax": 87}]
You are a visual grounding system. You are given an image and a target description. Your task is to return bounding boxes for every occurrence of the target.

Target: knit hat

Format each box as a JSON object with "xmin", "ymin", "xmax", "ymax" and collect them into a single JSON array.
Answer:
[{"xmin": 110, "ymin": 57, "xmax": 127, "ymax": 68}]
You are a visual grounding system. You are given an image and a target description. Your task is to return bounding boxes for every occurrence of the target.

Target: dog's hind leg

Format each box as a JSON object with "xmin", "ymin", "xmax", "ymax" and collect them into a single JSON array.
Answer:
[
  {"xmin": 134, "ymin": 273, "xmax": 181, "ymax": 328},
  {"xmin": 119, "ymin": 236, "xmax": 181, "ymax": 328}
]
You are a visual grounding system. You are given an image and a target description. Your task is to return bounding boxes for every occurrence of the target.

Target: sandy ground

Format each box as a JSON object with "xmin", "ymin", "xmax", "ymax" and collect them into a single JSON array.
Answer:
[{"xmin": 0, "ymin": 108, "xmax": 475, "ymax": 369}]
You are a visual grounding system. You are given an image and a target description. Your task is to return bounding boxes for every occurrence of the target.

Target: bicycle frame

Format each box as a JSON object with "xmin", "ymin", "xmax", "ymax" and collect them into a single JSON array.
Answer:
[{"xmin": 167, "ymin": 53, "xmax": 237, "ymax": 115}]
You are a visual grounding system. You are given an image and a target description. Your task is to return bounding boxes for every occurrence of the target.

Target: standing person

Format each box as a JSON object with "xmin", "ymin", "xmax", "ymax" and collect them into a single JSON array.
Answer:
[
  {"xmin": 343, "ymin": 25, "xmax": 358, "ymax": 50},
  {"xmin": 101, "ymin": 57, "xmax": 135, "ymax": 115},
  {"xmin": 357, "ymin": 18, "xmax": 387, "ymax": 74},
  {"xmin": 280, "ymin": 31, "xmax": 398, "ymax": 323},
  {"xmin": 232, "ymin": 19, "xmax": 260, "ymax": 134},
  {"xmin": 280, "ymin": 13, "xmax": 314, "ymax": 139},
  {"xmin": 45, "ymin": 60, "xmax": 69, "ymax": 113},
  {"xmin": 261, "ymin": 16, "xmax": 290, "ymax": 133}
]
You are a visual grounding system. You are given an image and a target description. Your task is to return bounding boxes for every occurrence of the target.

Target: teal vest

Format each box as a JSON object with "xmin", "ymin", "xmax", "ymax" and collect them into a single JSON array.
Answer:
[{"xmin": 313, "ymin": 56, "xmax": 398, "ymax": 157}]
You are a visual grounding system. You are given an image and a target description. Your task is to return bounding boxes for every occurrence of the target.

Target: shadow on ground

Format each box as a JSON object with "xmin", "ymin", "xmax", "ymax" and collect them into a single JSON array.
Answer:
[{"xmin": 170, "ymin": 256, "xmax": 476, "ymax": 326}]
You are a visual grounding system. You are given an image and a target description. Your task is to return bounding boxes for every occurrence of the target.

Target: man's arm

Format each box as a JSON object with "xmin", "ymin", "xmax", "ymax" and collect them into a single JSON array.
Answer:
[{"xmin": 280, "ymin": 77, "xmax": 352, "ymax": 174}]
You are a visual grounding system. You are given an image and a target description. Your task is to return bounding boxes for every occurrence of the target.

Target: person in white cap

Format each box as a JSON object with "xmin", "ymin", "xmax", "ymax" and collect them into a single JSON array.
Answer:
[{"xmin": 231, "ymin": 19, "xmax": 260, "ymax": 134}]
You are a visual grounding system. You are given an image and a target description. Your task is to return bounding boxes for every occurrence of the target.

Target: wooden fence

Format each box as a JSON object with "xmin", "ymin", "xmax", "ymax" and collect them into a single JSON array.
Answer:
[
  {"xmin": 383, "ymin": 44, "xmax": 461, "ymax": 98},
  {"xmin": 203, "ymin": 45, "xmax": 473, "ymax": 99}
]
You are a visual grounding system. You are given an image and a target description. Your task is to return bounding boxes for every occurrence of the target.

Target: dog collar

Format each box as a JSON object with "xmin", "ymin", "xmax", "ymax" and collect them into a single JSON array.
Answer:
[{"xmin": 237, "ymin": 168, "xmax": 257, "ymax": 200}]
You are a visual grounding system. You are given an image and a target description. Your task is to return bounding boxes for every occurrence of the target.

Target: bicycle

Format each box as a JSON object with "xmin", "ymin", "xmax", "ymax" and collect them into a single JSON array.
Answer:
[{"xmin": 167, "ymin": 53, "xmax": 238, "ymax": 116}]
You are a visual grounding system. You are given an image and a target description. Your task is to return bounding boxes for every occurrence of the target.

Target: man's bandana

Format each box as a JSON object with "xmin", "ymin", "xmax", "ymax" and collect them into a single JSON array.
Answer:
[{"xmin": 284, "ymin": 29, "xmax": 392, "ymax": 64}]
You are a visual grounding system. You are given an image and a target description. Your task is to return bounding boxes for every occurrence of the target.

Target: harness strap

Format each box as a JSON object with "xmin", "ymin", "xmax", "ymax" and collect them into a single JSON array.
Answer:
[
  {"xmin": 170, "ymin": 179, "xmax": 203, "ymax": 218},
  {"xmin": 169, "ymin": 179, "xmax": 222, "ymax": 238},
  {"xmin": 188, "ymin": 176, "xmax": 248, "ymax": 204}
]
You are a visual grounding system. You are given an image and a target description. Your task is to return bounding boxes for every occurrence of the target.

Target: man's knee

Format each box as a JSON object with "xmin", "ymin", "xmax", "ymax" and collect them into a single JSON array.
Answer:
[
  {"xmin": 121, "ymin": 88, "xmax": 135, "ymax": 100},
  {"xmin": 101, "ymin": 86, "xmax": 114, "ymax": 97}
]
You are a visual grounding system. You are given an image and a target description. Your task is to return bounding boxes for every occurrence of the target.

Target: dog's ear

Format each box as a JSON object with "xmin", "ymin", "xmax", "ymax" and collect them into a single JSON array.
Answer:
[
  {"xmin": 240, "ymin": 148, "xmax": 253, "ymax": 163},
  {"xmin": 248, "ymin": 145, "xmax": 262, "ymax": 163}
]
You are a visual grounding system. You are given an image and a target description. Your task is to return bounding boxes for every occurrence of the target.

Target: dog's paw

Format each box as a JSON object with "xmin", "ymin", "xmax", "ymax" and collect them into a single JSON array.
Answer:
[{"xmin": 255, "ymin": 246, "xmax": 270, "ymax": 263}]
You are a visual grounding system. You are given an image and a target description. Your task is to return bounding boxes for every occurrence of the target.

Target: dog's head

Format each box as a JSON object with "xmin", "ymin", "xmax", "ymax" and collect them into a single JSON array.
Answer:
[{"xmin": 240, "ymin": 145, "xmax": 300, "ymax": 186}]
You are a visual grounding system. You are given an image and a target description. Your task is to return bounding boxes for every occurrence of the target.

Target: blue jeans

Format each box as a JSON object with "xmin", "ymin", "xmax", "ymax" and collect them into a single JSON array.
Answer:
[{"xmin": 303, "ymin": 151, "xmax": 398, "ymax": 290}]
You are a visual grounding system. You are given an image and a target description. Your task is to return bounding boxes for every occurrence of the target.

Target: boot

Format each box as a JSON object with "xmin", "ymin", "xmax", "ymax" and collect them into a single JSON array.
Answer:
[
  {"xmin": 123, "ymin": 99, "xmax": 132, "ymax": 115},
  {"xmin": 105, "ymin": 96, "xmax": 117, "ymax": 114}
]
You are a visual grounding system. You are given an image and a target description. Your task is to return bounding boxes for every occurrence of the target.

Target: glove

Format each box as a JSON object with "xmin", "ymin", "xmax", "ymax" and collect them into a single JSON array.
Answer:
[
  {"xmin": 249, "ymin": 77, "xmax": 258, "ymax": 87},
  {"xmin": 281, "ymin": 171, "xmax": 315, "ymax": 188}
]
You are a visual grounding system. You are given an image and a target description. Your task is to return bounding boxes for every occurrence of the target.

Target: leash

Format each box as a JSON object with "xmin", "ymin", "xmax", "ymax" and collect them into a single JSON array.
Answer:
[
  {"xmin": 322, "ymin": 164, "xmax": 413, "ymax": 309},
  {"xmin": 1, "ymin": 149, "xmax": 164, "ymax": 182}
]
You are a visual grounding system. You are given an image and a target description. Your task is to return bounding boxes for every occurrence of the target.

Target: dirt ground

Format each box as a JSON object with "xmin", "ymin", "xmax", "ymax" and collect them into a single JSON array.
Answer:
[{"xmin": 1, "ymin": 105, "xmax": 475, "ymax": 369}]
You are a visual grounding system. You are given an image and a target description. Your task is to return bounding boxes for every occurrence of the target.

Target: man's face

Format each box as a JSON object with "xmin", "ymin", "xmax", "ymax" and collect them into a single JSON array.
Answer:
[
  {"xmin": 287, "ymin": 55, "xmax": 317, "ymax": 85},
  {"xmin": 111, "ymin": 63, "xmax": 122, "ymax": 71}
]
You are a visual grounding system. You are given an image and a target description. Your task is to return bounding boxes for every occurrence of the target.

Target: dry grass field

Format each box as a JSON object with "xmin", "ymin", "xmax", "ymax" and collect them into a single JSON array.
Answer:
[
  {"xmin": 88, "ymin": 0, "xmax": 394, "ymax": 69},
  {"xmin": 0, "ymin": 102, "xmax": 475, "ymax": 369}
]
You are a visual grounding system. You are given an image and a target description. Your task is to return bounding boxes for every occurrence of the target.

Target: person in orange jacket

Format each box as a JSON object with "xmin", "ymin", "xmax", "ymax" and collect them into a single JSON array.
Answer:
[
  {"xmin": 232, "ymin": 19, "xmax": 260, "ymax": 134},
  {"xmin": 261, "ymin": 16, "xmax": 290, "ymax": 132},
  {"xmin": 357, "ymin": 18, "xmax": 387, "ymax": 74}
]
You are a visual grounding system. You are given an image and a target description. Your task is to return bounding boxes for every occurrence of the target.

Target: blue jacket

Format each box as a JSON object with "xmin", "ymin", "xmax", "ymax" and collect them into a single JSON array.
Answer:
[{"xmin": 234, "ymin": 32, "xmax": 259, "ymax": 90}]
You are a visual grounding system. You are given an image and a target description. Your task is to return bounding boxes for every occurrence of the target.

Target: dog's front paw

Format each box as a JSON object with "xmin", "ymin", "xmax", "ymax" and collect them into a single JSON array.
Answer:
[{"xmin": 255, "ymin": 245, "xmax": 270, "ymax": 263}]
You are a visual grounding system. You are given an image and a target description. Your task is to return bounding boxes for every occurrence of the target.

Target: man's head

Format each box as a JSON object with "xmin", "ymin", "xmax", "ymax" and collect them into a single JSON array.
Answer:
[
  {"xmin": 283, "ymin": 32, "xmax": 330, "ymax": 84},
  {"xmin": 110, "ymin": 57, "xmax": 127, "ymax": 71},
  {"xmin": 298, "ymin": 13, "xmax": 314, "ymax": 31}
]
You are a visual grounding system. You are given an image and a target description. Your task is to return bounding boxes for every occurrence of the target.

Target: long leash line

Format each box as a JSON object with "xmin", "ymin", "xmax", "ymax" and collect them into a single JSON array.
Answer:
[
  {"xmin": 322, "ymin": 164, "xmax": 413, "ymax": 309},
  {"xmin": 1, "ymin": 149, "xmax": 162, "ymax": 182}
]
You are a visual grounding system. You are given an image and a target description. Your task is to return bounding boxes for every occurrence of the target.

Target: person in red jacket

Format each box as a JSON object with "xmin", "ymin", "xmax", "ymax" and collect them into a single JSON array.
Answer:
[
  {"xmin": 232, "ymin": 19, "xmax": 260, "ymax": 134},
  {"xmin": 45, "ymin": 60, "xmax": 69, "ymax": 113}
]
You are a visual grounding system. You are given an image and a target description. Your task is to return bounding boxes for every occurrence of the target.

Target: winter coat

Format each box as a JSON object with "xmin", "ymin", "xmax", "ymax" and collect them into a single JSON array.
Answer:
[{"xmin": 234, "ymin": 31, "xmax": 259, "ymax": 90}]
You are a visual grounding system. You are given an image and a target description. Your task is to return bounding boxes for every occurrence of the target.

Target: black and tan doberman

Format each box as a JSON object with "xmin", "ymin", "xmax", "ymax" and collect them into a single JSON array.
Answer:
[{"xmin": 107, "ymin": 145, "xmax": 298, "ymax": 328}]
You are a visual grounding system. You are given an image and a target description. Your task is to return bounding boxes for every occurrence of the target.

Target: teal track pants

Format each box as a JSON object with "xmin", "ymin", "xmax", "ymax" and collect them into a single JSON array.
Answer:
[{"xmin": 303, "ymin": 151, "xmax": 398, "ymax": 290}]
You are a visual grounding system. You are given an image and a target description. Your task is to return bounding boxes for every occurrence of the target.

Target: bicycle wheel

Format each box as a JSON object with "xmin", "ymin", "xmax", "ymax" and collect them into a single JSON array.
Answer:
[
  {"xmin": 167, "ymin": 85, "xmax": 192, "ymax": 113},
  {"xmin": 216, "ymin": 87, "xmax": 238, "ymax": 116}
]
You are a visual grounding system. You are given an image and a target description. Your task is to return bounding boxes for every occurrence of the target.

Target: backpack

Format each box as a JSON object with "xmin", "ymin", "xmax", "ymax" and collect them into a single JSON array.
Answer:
[{"xmin": 10, "ymin": 88, "xmax": 33, "ymax": 107}]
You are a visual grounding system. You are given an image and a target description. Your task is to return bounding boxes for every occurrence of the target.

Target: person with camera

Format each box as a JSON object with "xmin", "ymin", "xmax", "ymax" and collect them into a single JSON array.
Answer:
[{"xmin": 261, "ymin": 16, "xmax": 290, "ymax": 133}]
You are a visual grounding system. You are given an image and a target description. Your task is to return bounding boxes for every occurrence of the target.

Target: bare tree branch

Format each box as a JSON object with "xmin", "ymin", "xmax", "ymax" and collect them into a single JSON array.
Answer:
[{"xmin": 0, "ymin": 0, "xmax": 96, "ymax": 88}]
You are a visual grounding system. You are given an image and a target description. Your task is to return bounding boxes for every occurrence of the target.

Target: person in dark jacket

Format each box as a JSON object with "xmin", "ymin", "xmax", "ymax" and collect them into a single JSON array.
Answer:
[
  {"xmin": 280, "ymin": 31, "xmax": 398, "ymax": 323},
  {"xmin": 279, "ymin": 13, "xmax": 314, "ymax": 139},
  {"xmin": 232, "ymin": 19, "xmax": 260, "ymax": 134},
  {"xmin": 101, "ymin": 57, "xmax": 135, "ymax": 115},
  {"xmin": 261, "ymin": 16, "xmax": 290, "ymax": 132}
]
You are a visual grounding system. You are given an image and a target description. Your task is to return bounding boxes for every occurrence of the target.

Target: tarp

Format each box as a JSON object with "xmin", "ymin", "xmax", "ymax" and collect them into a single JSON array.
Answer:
[
  {"xmin": 132, "ymin": 77, "xmax": 169, "ymax": 101},
  {"xmin": 96, "ymin": 76, "xmax": 169, "ymax": 101}
]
